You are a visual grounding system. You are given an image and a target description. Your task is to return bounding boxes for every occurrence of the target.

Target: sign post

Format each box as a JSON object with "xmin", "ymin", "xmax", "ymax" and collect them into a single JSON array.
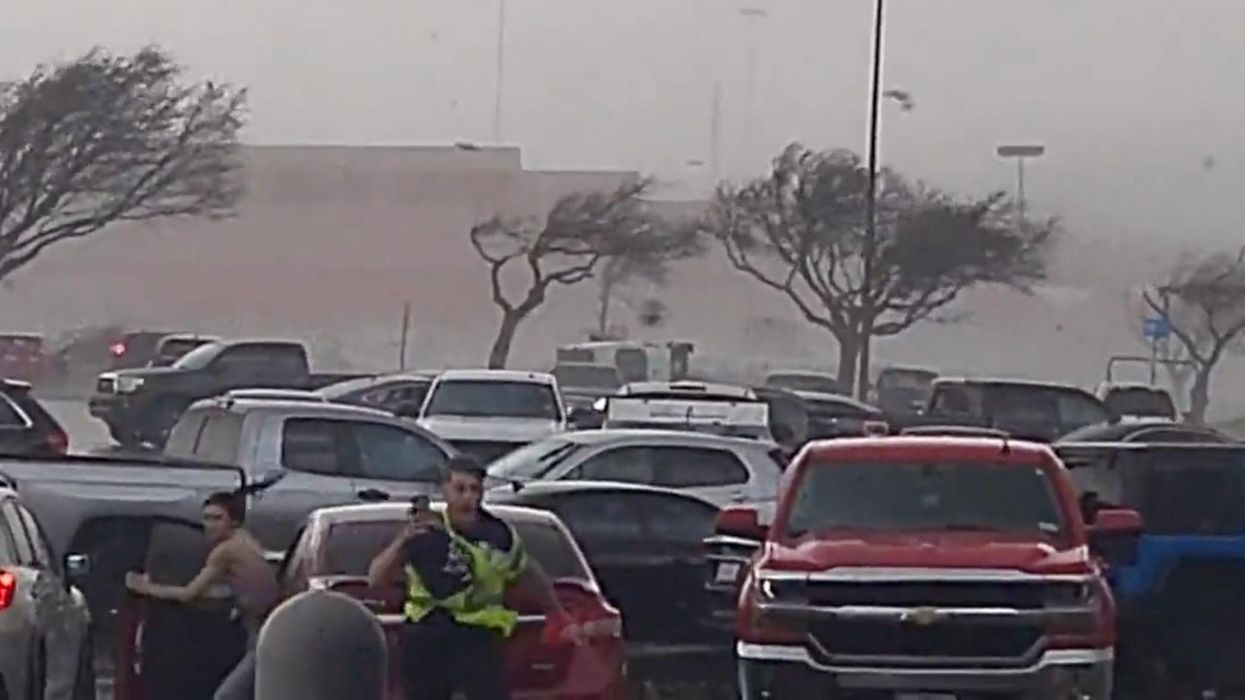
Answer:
[{"xmin": 1142, "ymin": 315, "xmax": 1172, "ymax": 384}]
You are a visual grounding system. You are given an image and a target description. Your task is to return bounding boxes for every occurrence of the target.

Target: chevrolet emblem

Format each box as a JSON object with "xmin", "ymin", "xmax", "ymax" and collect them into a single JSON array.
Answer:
[{"xmin": 903, "ymin": 607, "xmax": 942, "ymax": 626}]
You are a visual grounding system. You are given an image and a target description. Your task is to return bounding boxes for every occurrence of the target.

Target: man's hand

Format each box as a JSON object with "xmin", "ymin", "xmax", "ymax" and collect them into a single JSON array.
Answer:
[{"xmin": 125, "ymin": 572, "xmax": 152, "ymax": 596}]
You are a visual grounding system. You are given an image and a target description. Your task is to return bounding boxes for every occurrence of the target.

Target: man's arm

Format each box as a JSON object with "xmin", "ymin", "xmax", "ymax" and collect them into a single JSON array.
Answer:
[
  {"xmin": 368, "ymin": 522, "xmax": 419, "ymax": 588},
  {"xmin": 139, "ymin": 544, "xmax": 230, "ymax": 604}
]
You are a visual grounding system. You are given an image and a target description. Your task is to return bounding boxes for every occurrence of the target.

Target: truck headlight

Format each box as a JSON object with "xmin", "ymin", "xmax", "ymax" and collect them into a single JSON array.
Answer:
[{"xmin": 116, "ymin": 376, "xmax": 146, "ymax": 393}]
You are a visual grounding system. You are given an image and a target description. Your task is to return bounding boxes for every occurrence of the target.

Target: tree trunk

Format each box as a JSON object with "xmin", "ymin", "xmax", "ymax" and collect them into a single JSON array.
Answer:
[
  {"xmin": 835, "ymin": 336, "xmax": 860, "ymax": 395},
  {"xmin": 1188, "ymin": 367, "xmax": 1212, "ymax": 424},
  {"xmin": 487, "ymin": 311, "xmax": 523, "ymax": 369},
  {"xmin": 596, "ymin": 277, "xmax": 614, "ymax": 338}
]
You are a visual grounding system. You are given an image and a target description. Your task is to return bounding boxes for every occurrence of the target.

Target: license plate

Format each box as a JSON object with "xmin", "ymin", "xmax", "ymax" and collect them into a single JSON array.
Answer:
[
  {"xmin": 713, "ymin": 562, "xmax": 741, "ymax": 584},
  {"xmin": 896, "ymin": 694, "xmax": 956, "ymax": 700}
]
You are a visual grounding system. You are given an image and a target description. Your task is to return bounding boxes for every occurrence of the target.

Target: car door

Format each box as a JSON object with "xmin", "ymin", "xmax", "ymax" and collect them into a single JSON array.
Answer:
[
  {"xmin": 344, "ymin": 420, "xmax": 448, "ymax": 502},
  {"xmin": 12, "ymin": 502, "xmax": 86, "ymax": 700},
  {"xmin": 644, "ymin": 446, "xmax": 753, "ymax": 506},
  {"xmin": 631, "ymin": 493, "xmax": 722, "ymax": 644},
  {"xmin": 245, "ymin": 417, "xmax": 359, "ymax": 552}
]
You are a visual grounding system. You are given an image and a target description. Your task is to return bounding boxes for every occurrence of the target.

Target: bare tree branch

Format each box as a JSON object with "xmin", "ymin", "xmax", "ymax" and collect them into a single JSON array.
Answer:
[
  {"xmin": 0, "ymin": 46, "xmax": 246, "ymax": 281},
  {"xmin": 699, "ymin": 142, "xmax": 1054, "ymax": 386},
  {"xmin": 468, "ymin": 178, "xmax": 668, "ymax": 368}
]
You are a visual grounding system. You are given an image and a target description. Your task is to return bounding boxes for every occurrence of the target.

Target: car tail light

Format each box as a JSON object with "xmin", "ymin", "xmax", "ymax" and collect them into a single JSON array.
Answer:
[
  {"xmin": 110, "ymin": 342, "xmax": 126, "ymax": 358},
  {"xmin": 0, "ymin": 570, "xmax": 16, "ymax": 610},
  {"xmin": 45, "ymin": 429, "xmax": 68, "ymax": 455},
  {"xmin": 1046, "ymin": 577, "xmax": 1115, "ymax": 649},
  {"xmin": 736, "ymin": 574, "xmax": 806, "ymax": 645}
]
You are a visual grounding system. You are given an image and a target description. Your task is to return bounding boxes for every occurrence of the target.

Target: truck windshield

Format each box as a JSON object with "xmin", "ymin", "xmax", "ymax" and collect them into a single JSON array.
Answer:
[
  {"xmin": 172, "ymin": 341, "xmax": 225, "ymax": 370},
  {"xmin": 786, "ymin": 461, "xmax": 1065, "ymax": 539},
  {"xmin": 425, "ymin": 380, "xmax": 561, "ymax": 420}
]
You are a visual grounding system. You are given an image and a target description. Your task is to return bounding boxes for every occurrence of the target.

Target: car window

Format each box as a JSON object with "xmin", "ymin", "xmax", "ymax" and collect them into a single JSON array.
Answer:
[
  {"xmin": 0, "ymin": 394, "xmax": 28, "ymax": 428},
  {"xmin": 646, "ymin": 446, "xmax": 751, "ymax": 488},
  {"xmin": 146, "ymin": 522, "xmax": 217, "ymax": 587},
  {"xmin": 350, "ymin": 423, "xmax": 446, "ymax": 482},
  {"xmin": 194, "ymin": 411, "xmax": 244, "ymax": 464},
  {"xmin": 0, "ymin": 500, "xmax": 34, "ymax": 564},
  {"xmin": 1056, "ymin": 393, "xmax": 1110, "ymax": 431},
  {"xmin": 165, "ymin": 409, "xmax": 210, "ymax": 458},
  {"xmin": 572, "ymin": 447, "xmax": 656, "ymax": 484},
  {"xmin": 281, "ymin": 418, "xmax": 355, "ymax": 476},
  {"xmin": 15, "ymin": 505, "xmax": 55, "ymax": 573},
  {"xmin": 425, "ymin": 380, "xmax": 561, "ymax": 420},
  {"xmin": 0, "ymin": 501, "xmax": 19, "ymax": 564},
  {"xmin": 548, "ymin": 494, "xmax": 646, "ymax": 545},
  {"xmin": 931, "ymin": 386, "xmax": 972, "ymax": 415},
  {"xmin": 634, "ymin": 493, "xmax": 719, "ymax": 544}
]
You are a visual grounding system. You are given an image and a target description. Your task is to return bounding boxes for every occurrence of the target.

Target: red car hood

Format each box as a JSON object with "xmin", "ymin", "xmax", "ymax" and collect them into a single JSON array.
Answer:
[{"xmin": 764, "ymin": 531, "xmax": 1093, "ymax": 576}]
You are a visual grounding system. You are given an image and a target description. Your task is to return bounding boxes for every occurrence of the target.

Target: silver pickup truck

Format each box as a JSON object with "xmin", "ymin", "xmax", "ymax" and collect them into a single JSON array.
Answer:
[{"xmin": 0, "ymin": 396, "xmax": 454, "ymax": 645}]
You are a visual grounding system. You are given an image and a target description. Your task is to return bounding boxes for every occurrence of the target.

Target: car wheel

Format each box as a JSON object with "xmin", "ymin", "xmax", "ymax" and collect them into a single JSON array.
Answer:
[{"xmin": 73, "ymin": 635, "xmax": 96, "ymax": 700}]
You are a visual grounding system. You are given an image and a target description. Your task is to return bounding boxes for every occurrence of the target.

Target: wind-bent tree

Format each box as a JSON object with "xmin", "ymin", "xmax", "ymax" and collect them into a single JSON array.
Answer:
[
  {"xmin": 0, "ymin": 47, "xmax": 246, "ymax": 281},
  {"xmin": 1143, "ymin": 248, "xmax": 1245, "ymax": 423},
  {"xmin": 593, "ymin": 215, "xmax": 701, "ymax": 338},
  {"xmin": 702, "ymin": 143, "xmax": 1053, "ymax": 393},
  {"xmin": 471, "ymin": 179, "xmax": 666, "ymax": 368}
]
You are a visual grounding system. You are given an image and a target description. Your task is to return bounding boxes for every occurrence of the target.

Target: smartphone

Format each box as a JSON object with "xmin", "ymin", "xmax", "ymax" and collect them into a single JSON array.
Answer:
[{"xmin": 408, "ymin": 495, "xmax": 431, "ymax": 521}]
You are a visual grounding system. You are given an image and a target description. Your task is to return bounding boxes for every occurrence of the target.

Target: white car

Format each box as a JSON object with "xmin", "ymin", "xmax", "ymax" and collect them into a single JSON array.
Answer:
[
  {"xmin": 0, "ymin": 486, "xmax": 94, "ymax": 700},
  {"xmin": 485, "ymin": 429, "xmax": 785, "ymax": 509},
  {"xmin": 418, "ymin": 369, "xmax": 567, "ymax": 464}
]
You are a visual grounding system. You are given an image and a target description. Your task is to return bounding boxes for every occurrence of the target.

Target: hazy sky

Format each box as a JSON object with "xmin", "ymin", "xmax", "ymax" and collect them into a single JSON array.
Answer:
[{"xmin": 6, "ymin": 0, "xmax": 1245, "ymax": 247}]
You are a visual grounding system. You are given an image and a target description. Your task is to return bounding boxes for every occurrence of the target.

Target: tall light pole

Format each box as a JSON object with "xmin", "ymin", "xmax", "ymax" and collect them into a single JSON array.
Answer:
[
  {"xmin": 492, "ymin": 0, "xmax": 507, "ymax": 142},
  {"xmin": 738, "ymin": 7, "xmax": 769, "ymax": 172},
  {"xmin": 996, "ymin": 144, "xmax": 1045, "ymax": 218},
  {"xmin": 856, "ymin": 0, "xmax": 886, "ymax": 401}
]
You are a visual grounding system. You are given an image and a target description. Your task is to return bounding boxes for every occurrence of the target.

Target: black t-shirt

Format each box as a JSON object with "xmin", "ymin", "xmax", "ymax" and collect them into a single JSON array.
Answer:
[{"xmin": 402, "ymin": 510, "xmax": 517, "ymax": 604}]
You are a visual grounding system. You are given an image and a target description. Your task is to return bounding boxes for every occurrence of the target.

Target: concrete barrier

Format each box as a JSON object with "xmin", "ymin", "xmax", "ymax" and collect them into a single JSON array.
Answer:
[{"xmin": 256, "ymin": 590, "xmax": 388, "ymax": 699}]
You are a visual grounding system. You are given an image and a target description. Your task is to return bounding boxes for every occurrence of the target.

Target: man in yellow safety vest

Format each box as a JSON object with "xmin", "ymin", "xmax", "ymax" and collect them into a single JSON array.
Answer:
[{"xmin": 368, "ymin": 456, "xmax": 577, "ymax": 700}]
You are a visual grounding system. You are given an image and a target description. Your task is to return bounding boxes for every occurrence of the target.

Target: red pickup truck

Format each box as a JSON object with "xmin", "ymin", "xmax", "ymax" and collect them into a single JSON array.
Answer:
[{"xmin": 713, "ymin": 436, "xmax": 1141, "ymax": 699}]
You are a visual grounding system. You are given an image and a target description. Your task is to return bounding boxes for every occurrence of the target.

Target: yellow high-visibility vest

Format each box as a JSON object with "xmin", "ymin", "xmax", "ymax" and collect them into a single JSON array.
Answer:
[{"xmin": 402, "ymin": 511, "xmax": 528, "ymax": 636}]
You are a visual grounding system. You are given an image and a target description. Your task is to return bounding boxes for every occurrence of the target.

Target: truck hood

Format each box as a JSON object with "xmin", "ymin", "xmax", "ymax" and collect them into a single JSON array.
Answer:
[
  {"xmin": 416, "ymin": 416, "xmax": 563, "ymax": 443},
  {"xmin": 104, "ymin": 366, "xmax": 189, "ymax": 381},
  {"xmin": 765, "ymin": 531, "xmax": 1092, "ymax": 576}
]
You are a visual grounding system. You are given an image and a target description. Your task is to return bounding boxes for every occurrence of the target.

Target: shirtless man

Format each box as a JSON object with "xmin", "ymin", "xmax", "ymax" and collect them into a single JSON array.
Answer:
[{"xmin": 126, "ymin": 491, "xmax": 280, "ymax": 700}]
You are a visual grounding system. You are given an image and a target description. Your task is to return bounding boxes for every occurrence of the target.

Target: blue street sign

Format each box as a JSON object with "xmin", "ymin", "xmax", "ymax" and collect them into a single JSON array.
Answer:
[{"xmin": 1143, "ymin": 316, "xmax": 1171, "ymax": 341}]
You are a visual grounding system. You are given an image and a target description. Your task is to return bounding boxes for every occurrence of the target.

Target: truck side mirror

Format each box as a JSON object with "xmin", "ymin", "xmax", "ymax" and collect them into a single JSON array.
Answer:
[{"xmin": 1088, "ymin": 508, "xmax": 1142, "ymax": 566}]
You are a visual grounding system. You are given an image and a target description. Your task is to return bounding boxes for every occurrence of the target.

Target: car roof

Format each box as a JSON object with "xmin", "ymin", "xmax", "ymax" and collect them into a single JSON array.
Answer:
[
  {"xmin": 1058, "ymin": 420, "xmax": 1229, "ymax": 443},
  {"xmin": 766, "ymin": 369, "xmax": 836, "ymax": 378},
  {"xmin": 618, "ymin": 380, "xmax": 756, "ymax": 399},
  {"xmin": 802, "ymin": 435, "xmax": 1053, "ymax": 462},
  {"xmin": 934, "ymin": 377, "xmax": 1095, "ymax": 394},
  {"xmin": 195, "ymin": 396, "xmax": 394, "ymax": 419},
  {"xmin": 551, "ymin": 427, "xmax": 777, "ymax": 449},
  {"xmin": 310, "ymin": 501, "xmax": 563, "ymax": 527},
  {"xmin": 320, "ymin": 372, "xmax": 436, "ymax": 394},
  {"xmin": 490, "ymin": 480, "xmax": 719, "ymax": 504},
  {"xmin": 436, "ymin": 369, "xmax": 555, "ymax": 384}
]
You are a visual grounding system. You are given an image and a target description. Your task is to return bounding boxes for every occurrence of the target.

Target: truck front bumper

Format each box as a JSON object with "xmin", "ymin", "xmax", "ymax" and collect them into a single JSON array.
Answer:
[{"xmin": 737, "ymin": 642, "xmax": 1112, "ymax": 699}]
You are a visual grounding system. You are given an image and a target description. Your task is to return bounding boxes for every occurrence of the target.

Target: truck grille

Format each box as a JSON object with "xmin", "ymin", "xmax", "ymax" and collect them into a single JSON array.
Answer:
[
  {"xmin": 96, "ymin": 376, "xmax": 116, "ymax": 394},
  {"xmin": 809, "ymin": 618, "xmax": 1042, "ymax": 662},
  {"xmin": 450, "ymin": 440, "xmax": 524, "ymax": 464},
  {"xmin": 786, "ymin": 579, "xmax": 1082, "ymax": 610}
]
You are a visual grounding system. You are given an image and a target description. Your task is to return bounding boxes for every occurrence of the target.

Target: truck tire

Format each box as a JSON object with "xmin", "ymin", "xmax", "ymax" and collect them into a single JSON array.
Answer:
[{"xmin": 107, "ymin": 423, "xmax": 141, "ymax": 450}]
